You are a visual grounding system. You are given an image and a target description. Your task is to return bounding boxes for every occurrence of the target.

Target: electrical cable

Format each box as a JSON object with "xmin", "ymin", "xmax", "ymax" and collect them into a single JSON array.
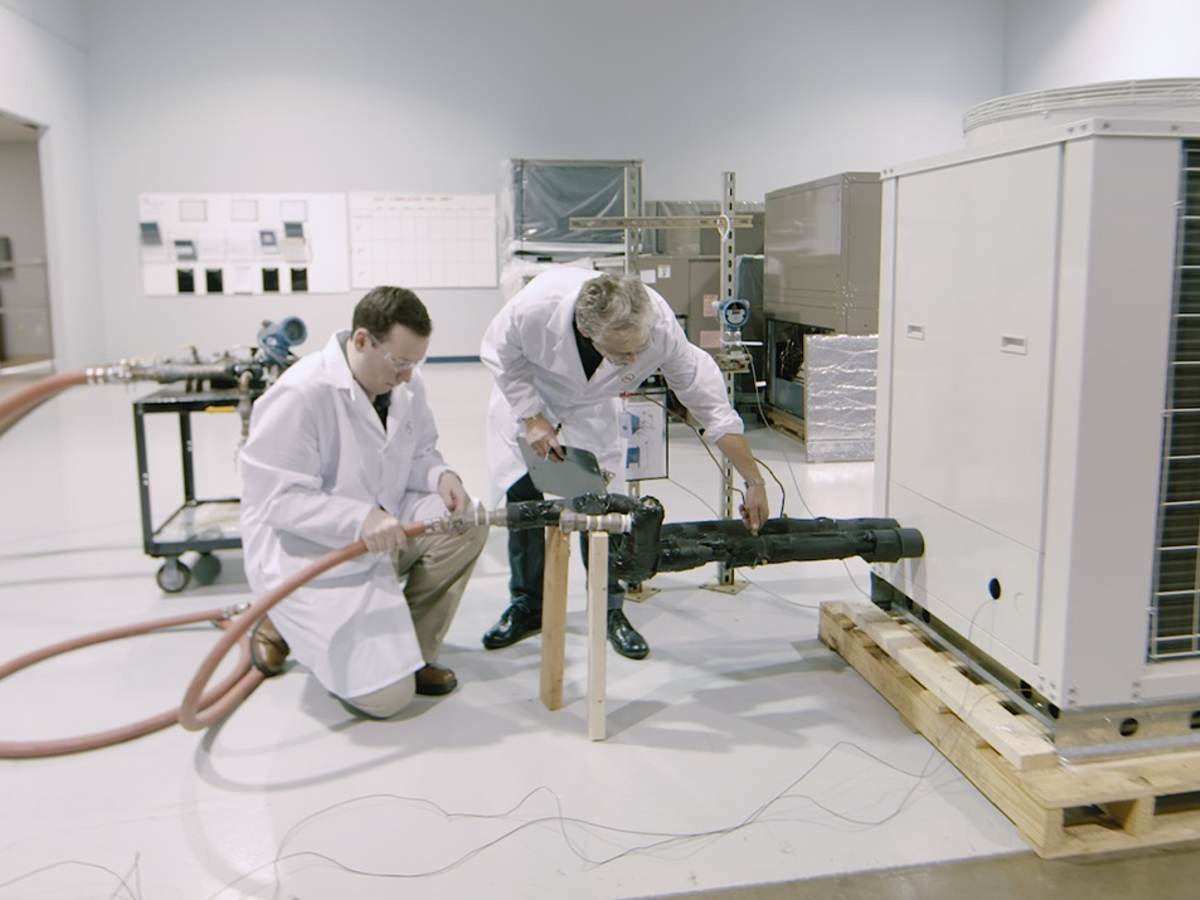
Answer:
[
  {"xmin": 6, "ymin": 599, "xmax": 1001, "ymax": 898},
  {"xmin": 638, "ymin": 370, "xmax": 789, "ymax": 519},
  {"xmin": 746, "ymin": 354, "xmax": 817, "ymax": 517},
  {"xmin": 207, "ymin": 736, "xmax": 958, "ymax": 898},
  {"xmin": 1, "ymin": 357, "xmax": 952, "ymax": 888},
  {"xmin": 0, "ymin": 859, "xmax": 141, "ymax": 900},
  {"xmin": 741, "ymin": 353, "xmax": 890, "ymax": 608},
  {"xmin": 753, "ymin": 455, "xmax": 788, "ymax": 516},
  {"xmin": 664, "ymin": 474, "xmax": 725, "ymax": 518},
  {"xmin": 635, "ymin": 393, "xmax": 744, "ymax": 504}
]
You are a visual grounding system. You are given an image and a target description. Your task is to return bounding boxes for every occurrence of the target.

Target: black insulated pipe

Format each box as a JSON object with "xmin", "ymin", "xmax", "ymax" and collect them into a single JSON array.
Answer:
[
  {"xmin": 625, "ymin": 516, "xmax": 922, "ymax": 582},
  {"xmin": 500, "ymin": 496, "xmax": 923, "ymax": 584}
]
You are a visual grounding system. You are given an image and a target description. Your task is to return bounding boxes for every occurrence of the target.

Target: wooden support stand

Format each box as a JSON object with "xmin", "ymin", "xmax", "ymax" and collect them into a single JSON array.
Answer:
[
  {"xmin": 764, "ymin": 406, "xmax": 805, "ymax": 444},
  {"xmin": 820, "ymin": 600, "xmax": 1200, "ymax": 859},
  {"xmin": 587, "ymin": 531, "xmax": 608, "ymax": 741},
  {"xmin": 537, "ymin": 527, "xmax": 609, "ymax": 741},
  {"xmin": 539, "ymin": 527, "xmax": 569, "ymax": 711}
]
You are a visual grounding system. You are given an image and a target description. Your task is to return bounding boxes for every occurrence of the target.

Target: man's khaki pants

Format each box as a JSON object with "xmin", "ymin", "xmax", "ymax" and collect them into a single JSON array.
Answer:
[{"xmin": 345, "ymin": 523, "xmax": 487, "ymax": 719}]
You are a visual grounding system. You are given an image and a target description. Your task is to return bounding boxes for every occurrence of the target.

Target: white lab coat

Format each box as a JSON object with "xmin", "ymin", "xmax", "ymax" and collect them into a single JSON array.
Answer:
[
  {"xmin": 480, "ymin": 266, "xmax": 743, "ymax": 502},
  {"xmin": 239, "ymin": 331, "xmax": 451, "ymax": 698}
]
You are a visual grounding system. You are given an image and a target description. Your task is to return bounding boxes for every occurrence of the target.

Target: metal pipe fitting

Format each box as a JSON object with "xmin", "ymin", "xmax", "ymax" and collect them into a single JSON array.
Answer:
[
  {"xmin": 425, "ymin": 503, "xmax": 634, "ymax": 536},
  {"xmin": 421, "ymin": 505, "xmax": 506, "ymax": 536},
  {"xmin": 84, "ymin": 363, "xmax": 133, "ymax": 384},
  {"xmin": 558, "ymin": 510, "xmax": 632, "ymax": 534}
]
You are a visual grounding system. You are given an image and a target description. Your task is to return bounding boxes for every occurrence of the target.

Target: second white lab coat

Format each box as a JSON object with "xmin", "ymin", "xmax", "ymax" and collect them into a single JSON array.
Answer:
[
  {"xmin": 480, "ymin": 266, "xmax": 743, "ymax": 501},
  {"xmin": 239, "ymin": 331, "xmax": 451, "ymax": 698}
]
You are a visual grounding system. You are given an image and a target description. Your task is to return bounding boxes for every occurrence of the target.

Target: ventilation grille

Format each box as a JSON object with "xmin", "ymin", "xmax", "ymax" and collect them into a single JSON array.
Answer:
[
  {"xmin": 1150, "ymin": 141, "xmax": 1200, "ymax": 660},
  {"xmin": 964, "ymin": 78, "xmax": 1200, "ymax": 135}
]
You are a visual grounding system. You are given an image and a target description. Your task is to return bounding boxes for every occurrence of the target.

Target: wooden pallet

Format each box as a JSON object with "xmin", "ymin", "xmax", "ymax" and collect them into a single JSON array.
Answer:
[
  {"xmin": 764, "ymin": 406, "xmax": 805, "ymax": 444},
  {"xmin": 820, "ymin": 600, "xmax": 1200, "ymax": 858}
]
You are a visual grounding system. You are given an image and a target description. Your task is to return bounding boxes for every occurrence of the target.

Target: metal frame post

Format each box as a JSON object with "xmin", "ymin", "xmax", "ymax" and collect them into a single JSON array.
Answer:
[{"xmin": 713, "ymin": 171, "xmax": 742, "ymax": 591}]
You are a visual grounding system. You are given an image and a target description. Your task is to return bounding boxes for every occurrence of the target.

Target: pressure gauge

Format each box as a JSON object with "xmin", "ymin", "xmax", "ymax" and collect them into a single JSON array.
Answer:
[{"xmin": 718, "ymin": 298, "xmax": 750, "ymax": 331}]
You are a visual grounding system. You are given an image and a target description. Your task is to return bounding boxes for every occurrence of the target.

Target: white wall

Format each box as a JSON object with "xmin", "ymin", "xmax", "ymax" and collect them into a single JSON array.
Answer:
[
  {"xmin": 0, "ymin": 142, "xmax": 52, "ymax": 359},
  {"xmin": 1, "ymin": 0, "xmax": 88, "ymax": 49},
  {"xmin": 86, "ymin": 0, "xmax": 1005, "ymax": 360},
  {"xmin": 1004, "ymin": 0, "xmax": 1200, "ymax": 94},
  {"xmin": 0, "ymin": 0, "xmax": 101, "ymax": 367}
]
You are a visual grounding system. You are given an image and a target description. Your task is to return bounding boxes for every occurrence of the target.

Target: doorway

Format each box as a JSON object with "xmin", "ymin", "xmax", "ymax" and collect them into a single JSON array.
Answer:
[{"xmin": 0, "ymin": 109, "xmax": 53, "ymax": 373}]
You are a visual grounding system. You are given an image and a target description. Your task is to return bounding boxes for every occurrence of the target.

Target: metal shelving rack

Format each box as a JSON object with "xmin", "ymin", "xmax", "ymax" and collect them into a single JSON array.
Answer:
[{"xmin": 572, "ymin": 171, "xmax": 755, "ymax": 592}]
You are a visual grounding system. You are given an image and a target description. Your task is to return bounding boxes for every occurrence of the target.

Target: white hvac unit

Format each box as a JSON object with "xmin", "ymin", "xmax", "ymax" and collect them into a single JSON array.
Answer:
[{"xmin": 871, "ymin": 79, "xmax": 1200, "ymax": 756}]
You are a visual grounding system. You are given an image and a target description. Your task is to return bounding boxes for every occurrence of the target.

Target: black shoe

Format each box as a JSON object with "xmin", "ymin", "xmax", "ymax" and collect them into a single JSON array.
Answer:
[
  {"xmin": 482, "ymin": 603, "xmax": 542, "ymax": 649},
  {"xmin": 607, "ymin": 609, "xmax": 649, "ymax": 660}
]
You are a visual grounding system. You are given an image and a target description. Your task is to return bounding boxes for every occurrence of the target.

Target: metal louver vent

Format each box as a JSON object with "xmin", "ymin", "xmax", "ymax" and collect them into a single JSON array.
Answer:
[
  {"xmin": 1150, "ymin": 141, "xmax": 1200, "ymax": 660},
  {"xmin": 964, "ymin": 79, "xmax": 1200, "ymax": 135}
]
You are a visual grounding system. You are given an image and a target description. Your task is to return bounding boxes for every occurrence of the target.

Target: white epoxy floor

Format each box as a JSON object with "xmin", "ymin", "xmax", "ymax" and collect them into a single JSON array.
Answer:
[{"xmin": 0, "ymin": 364, "xmax": 1026, "ymax": 899}]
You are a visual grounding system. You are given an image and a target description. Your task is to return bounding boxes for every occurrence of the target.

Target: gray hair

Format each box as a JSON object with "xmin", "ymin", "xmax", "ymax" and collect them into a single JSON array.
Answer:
[{"xmin": 574, "ymin": 274, "xmax": 654, "ymax": 343}]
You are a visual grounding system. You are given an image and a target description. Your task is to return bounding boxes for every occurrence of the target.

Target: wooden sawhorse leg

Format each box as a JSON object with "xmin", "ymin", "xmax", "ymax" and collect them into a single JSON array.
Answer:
[
  {"xmin": 538, "ymin": 526, "xmax": 609, "ymax": 741},
  {"xmin": 587, "ymin": 531, "xmax": 608, "ymax": 741},
  {"xmin": 539, "ymin": 527, "xmax": 570, "ymax": 711}
]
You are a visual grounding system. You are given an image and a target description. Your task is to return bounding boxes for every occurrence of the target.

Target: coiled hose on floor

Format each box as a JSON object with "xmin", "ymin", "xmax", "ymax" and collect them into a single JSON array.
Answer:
[
  {"xmin": 0, "ymin": 529, "xmax": 440, "ymax": 758},
  {"xmin": 0, "ymin": 370, "xmax": 435, "ymax": 757}
]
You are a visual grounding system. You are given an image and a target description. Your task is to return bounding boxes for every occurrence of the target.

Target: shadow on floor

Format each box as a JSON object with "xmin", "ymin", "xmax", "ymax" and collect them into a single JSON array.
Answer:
[{"xmin": 664, "ymin": 842, "xmax": 1200, "ymax": 900}]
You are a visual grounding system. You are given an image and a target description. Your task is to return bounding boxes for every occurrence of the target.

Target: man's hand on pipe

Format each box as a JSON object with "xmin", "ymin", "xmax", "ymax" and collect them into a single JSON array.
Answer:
[{"xmin": 740, "ymin": 483, "xmax": 769, "ymax": 534}]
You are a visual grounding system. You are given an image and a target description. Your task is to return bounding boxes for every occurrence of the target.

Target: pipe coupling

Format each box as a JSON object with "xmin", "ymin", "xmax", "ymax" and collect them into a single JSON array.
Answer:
[
  {"xmin": 558, "ymin": 510, "xmax": 631, "ymax": 534},
  {"xmin": 84, "ymin": 363, "xmax": 133, "ymax": 384}
]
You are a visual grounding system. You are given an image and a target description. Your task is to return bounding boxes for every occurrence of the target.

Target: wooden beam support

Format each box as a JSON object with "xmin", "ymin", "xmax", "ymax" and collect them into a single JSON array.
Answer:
[
  {"xmin": 539, "ymin": 527, "xmax": 570, "ymax": 711},
  {"xmin": 587, "ymin": 531, "xmax": 609, "ymax": 740}
]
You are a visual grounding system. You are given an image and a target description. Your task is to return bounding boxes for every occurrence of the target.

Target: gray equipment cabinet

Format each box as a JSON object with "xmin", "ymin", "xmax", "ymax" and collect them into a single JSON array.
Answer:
[{"xmin": 764, "ymin": 172, "xmax": 880, "ymax": 418}]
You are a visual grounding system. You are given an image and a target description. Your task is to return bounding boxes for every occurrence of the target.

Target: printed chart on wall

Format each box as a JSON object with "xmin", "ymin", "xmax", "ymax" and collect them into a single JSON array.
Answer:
[
  {"xmin": 349, "ymin": 192, "xmax": 497, "ymax": 289},
  {"xmin": 138, "ymin": 193, "xmax": 350, "ymax": 296},
  {"xmin": 622, "ymin": 390, "xmax": 669, "ymax": 481}
]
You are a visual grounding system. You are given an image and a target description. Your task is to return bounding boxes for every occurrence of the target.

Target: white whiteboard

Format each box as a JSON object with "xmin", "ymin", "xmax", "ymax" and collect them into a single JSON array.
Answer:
[{"xmin": 349, "ymin": 192, "xmax": 496, "ymax": 289}]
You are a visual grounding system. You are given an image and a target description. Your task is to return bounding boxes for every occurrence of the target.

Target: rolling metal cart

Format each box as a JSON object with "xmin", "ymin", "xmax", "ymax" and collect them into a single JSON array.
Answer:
[{"xmin": 133, "ymin": 386, "xmax": 259, "ymax": 593}]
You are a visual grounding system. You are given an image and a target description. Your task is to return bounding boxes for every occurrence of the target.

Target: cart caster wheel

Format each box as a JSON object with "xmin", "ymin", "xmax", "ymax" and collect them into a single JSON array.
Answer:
[
  {"xmin": 192, "ymin": 553, "xmax": 222, "ymax": 586},
  {"xmin": 156, "ymin": 559, "xmax": 191, "ymax": 593}
]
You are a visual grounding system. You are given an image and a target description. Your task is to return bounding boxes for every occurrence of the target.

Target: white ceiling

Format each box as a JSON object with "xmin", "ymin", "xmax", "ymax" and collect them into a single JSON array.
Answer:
[{"xmin": 0, "ymin": 114, "xmax": 39, "ymax": 143}]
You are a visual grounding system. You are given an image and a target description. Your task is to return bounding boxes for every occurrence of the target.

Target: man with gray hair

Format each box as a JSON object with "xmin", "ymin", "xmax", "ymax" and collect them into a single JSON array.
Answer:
[{"xmin": 479, "ymin": 266, "xmax": 770, "ymax": 659}]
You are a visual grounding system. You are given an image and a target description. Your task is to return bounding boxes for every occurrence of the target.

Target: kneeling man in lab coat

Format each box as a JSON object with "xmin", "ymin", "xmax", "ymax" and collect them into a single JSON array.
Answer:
[
  {"xmin": 480, "ymin": 267, "xmax": 770, "ymax": 660},
  {"xmin": 240, "ymin": 286, "xmax": 487, "ymax": 718}
]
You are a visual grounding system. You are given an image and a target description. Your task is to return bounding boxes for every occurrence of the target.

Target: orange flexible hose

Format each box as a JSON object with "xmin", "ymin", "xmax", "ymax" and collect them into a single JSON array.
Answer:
[
  {"xmin": 179, "ymin": 522, "xmax": 431, "ymax": 731},
  {"xmin": 0, "ymin": 370, "xmax": 440, "ymax": 753},
  {"xmin": 0, "ymin": 370, "xmax": 88, "ymax": 430},
  {"xmin": 0, "ymin": 608, "xmax": 252, "ymax": 758},
  {"xmin": 1, "ymin": 523, "xmax": 432, "ymax": 756}
]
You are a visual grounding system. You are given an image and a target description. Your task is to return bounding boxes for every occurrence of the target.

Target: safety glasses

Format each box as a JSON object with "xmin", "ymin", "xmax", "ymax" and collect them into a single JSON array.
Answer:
[{"xmin": 368, "ymin": 334, "xmax": 424, "ymax": 372}]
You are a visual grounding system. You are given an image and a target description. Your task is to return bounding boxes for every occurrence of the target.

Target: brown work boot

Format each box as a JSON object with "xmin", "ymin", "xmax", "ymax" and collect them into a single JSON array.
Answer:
[
  {"xmin": 250, "ymin": 615, "xmax": 290, "ymax": 676},
  {"xmin": 414, "ymin": 663, "xmax": 457, "ymax": 696}
]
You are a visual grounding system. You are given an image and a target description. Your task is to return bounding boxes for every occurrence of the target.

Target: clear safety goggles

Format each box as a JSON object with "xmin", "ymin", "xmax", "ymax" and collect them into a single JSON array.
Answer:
[{"xmin": 369, "ymin": 334, "xmax": 425, "ymax": 372}]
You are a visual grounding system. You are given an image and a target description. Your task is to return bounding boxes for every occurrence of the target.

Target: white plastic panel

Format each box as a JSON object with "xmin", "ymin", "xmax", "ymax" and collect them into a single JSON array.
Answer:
[
  {"xmin": 874, "ymin": 178, "xmax": 897, "ymax": 519},
  {"xmin": 889, "ymin": 146, "xmax": 1061, "ymax": 552},
  {"xmin": 881, "ymin": 131, "xmax": 1193, "ymax": 710},
  {"xmin": 1040, "ymin": 137, "xmax": 1184, "ymax": 707},
  {"xmin": 887, "ymin": 482, "xmax": 1042, "ymax": 667}
]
